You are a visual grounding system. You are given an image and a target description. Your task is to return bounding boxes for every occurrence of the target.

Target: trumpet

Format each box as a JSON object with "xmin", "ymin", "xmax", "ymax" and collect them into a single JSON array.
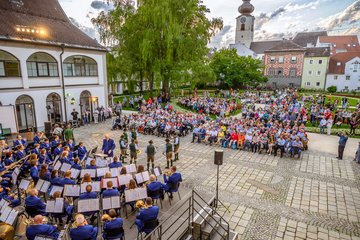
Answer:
[{"xmin": 165, "ymin": 170, "xmax": 173, "ymax": 176}]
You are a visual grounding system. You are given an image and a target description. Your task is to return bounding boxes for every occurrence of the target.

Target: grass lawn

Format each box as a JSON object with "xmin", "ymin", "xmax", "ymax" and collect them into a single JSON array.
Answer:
[{"xmin": 325, "ymin": 95, "xmax": 359, "ymax": 107}]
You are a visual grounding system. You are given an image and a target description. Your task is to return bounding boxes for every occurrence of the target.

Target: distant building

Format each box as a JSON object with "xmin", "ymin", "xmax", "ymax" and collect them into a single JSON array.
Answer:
[
  {"xmin": 317, "ymin": 35, "xmax": 360, "ymax": 55},
  {"xmin": 235, "ymin": 0, "xmax": 255, "ymax": 49},
  {"xmin": 292, "ymin": 31, "xmax": 328, "ymax": 48},
  {"xmin": 264, "ymin": 40, "xmax": 305, "ymax": 88},
  {"xmin": 250, "ymin": 40, "xmax": 282, "ymax": 61},
  {"xmin": 229, "ymin": 43, "xmax": 256, "ymax": 58},
  {"xmin": 0, "ymin": 0, "xmax": 108, "ymax": 132},
  {"xmin": 325, "ymin": 52, "xmax": 360, "ymax": 92},
  {"xmin": 301, "ymin": 47, "xmax": 330, "ymax": 90}
]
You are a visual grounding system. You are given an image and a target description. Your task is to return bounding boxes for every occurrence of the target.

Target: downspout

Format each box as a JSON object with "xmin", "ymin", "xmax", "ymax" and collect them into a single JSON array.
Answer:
[{"xmin": 60, "ymin": 44, "xmax": 68, "ymax": 123}]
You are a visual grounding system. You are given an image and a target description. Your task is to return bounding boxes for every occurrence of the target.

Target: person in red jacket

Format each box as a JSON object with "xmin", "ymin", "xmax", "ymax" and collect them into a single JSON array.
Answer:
[{"xmin": 229, "ymin": 131, "xmax": 238, "ymax": 149}]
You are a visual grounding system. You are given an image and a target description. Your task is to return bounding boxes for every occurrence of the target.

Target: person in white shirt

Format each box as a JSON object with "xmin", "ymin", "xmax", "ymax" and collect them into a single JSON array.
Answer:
[
  {"xmin": 327, "ymin": 116, "xmax": 333, "ymax": 136},
  {"xmin": 319, "ymin": 118, "xmax": 327, "ymax": 134}
]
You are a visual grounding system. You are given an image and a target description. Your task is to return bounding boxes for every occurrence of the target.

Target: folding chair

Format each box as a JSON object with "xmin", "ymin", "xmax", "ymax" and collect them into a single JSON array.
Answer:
[
  {"xmin": 148, "ymin": 189, "xmax": 163, "ymax": 209},
  {"xmin": 166, "ymin": 182, "xmax": 181, "ymax": 206}
]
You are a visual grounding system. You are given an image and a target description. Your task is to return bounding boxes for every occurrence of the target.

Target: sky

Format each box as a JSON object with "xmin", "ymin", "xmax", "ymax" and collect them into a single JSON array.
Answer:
[{"xmin": 59, "ymin": 0, "xmax": 360, "ymax": 48}]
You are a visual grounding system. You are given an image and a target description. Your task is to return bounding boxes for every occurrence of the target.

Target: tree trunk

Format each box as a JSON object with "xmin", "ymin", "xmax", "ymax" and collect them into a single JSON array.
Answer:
[
  {"xmin": 149, "ymin": 72, "xmax": 154, "ymax": 97},
  {"xmin": 139, "ymin": 70, "xmax": 144, "ymax": 94}
]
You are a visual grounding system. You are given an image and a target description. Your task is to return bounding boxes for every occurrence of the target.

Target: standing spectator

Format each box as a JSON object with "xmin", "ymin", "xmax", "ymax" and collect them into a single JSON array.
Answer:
[
  {"xmin": 349, "ymin": 117, "xmax": 357, "ymax": 136},
  {"xmin": 319, "ymin": 118, "xmax": 327, "ymax": 134},
  {"xmin": 337, "ymin": 131, "xmax": 348, "ymax": 160},
  {"xmin": 64, "ymin": 124, "xmax": 74, "ymax": 141},
  {"xmin": 71, "ymin": 109, "xmax": 79, "ymax": 121},
  {"xmin": 93, "ymin": 109, "xmax": 99, "ymax": 124},
  {"xmin": 327, "ymin": 116, "xmax": 333, "ymax": 136}
]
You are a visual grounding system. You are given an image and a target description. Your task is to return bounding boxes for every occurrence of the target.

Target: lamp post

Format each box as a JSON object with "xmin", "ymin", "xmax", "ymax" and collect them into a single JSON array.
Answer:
[{"xmin": 214, "ymin": 149, "xmax": 223, "ymax": 208}]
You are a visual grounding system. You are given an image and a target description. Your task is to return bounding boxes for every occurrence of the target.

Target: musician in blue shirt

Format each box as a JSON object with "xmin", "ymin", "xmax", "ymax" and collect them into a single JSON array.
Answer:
[
  {"xmin": 108, "ymin": 156, "xmax": 122, "ymax": 168},
  {"xmin": 13, "ymin": 135, "xmax": 27, "ymax": 148},
  {"xmin": 25, "ymin": 188, "xmax": 46, "ymax": 215},
  {"xmin": 102, "ymin": 181, "xmax": 119, "ymax": 197},
  {"xmin": 26, "ymin": 215, "xmax": 59, "ymax": 240},
  {"xmin": 86, "ymin": 159, "xmax": 97, "ymax": 169},
  {"xmin": 71, "ymin": 157, "xmax": 82, "ymax": 170},
  {"xmin": 51, "ymin": 135, "xmax": 61, "ymax": 148},
  {"xmin": 102, "ymin": 209, "xmax": 124, "ymax": 240},
  {"xmin": 16, "ymin": 145, "xmax": 26, "ymax": 160},
  {"xmin": 135, "ymin": 198, "xmax": 159, "ymax": 234},
  {"xmin": 31, "ymin": 144, "xmax": 41, "ymax": 156},
  {"xmin": 39, "ymin": 149, "xmax": 51, "ymax": 165},
  {"xmin": 33, "ymin": 132, "xmax": 44, "ymax": 144},
  {"xmin": 101, "ymin": 134, "xmax": 115, "ymax": 157},
  {"xmin": 53, "ymin": 143, "xmax": 63, "ymax": 159},
  {"xmin": 50, "ymin": 170, "xmax": 62, "ymax": 186},
  {"xmin": 147, "ymin": 175, "xmax": 164, "ymax": 199},
  {"xmin": 4, "ymin": 152, "xmax": 14, "ymax": 166},
  {"xmin": 40, "ymin": 139, "xmax": 51, "ymax": 151},
  {"xmin": 30, "ymin": 159, "xmax": 39, "ymax": 184},
  {"xmin": 70, "ymin": 214, "xmax": 98, "ymax": 240},
  {"xmin": 79, "ymin": 185, "xmax": 97, "ymax": 200},
  {"xmin": 67, "ymin": 139, "xmax": 75, "ymax": 150},
  {"xmin": 163, "ymin": 166, "xmax": 182, "ymax": 199},
  {"xmin": 60, "ymin": 171, "xmax": 76, "ymax": 186},
  {"xmin": 77, "ymin": 142, "xmax": 87, "ymax": 161}
]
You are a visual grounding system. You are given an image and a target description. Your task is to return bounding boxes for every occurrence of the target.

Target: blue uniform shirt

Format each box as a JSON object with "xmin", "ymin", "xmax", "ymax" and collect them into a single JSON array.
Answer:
[
  {"xmin": 102, "ymin": 139, "xmax": 116, "ymax": 157},
  {"xmin": 26, "ymin": 224, "xmax": 59, "ymax": 240},
  {"xmin": 102, "ymin": 188, "xmax": 119, "ymax": 197},
  {"xmin": 109, "ymin": 161, "xmax": 122, "ymax": 168},
  {"xmin": 103, "ymin": 218, "xmax": 124, "ymax": 239},
  {"xmin": 70, "ymin": 225, "xmax": 98, "ymax": 240},
  {"xmin": 25, "ymin": 196, "xmax": 46, "ymax": 214},
  {"xmin": 79, "ymin": 191, "xmax": 97, "ymax": 200}
]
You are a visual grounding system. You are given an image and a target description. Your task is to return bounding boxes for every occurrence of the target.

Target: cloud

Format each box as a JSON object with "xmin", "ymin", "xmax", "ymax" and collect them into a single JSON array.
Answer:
[
  {"xmin": 283, "ymin": 1, "xmax": 320, "ymax": 12},
  {"xmin": 91, "ymin": 0, "xmax": 112, "ymax": 11},
  {"xmin": 69, "ymin": 17, "xmax": 97, "ymax": 39},
  {"xmin": 208, "ymin": 25, "xmax": 235, "ymax": 49},
  {"xmin": 270, "ymin": 7, "xmax": 285, "ymax": 18},
  {"xmin": 321, "ymin": 0, "xmax": 360, "ymax": 30}
]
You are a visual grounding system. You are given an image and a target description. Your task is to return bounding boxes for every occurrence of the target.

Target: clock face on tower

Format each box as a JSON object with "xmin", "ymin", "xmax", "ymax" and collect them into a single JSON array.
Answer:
[{"xmin": 240, "ymin": 16, "xmax": 247, "ymax": 24}]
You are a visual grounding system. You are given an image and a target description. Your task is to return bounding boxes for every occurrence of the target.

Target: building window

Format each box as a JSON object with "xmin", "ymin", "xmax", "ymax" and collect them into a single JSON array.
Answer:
[
  {"xmin": 0, "ymin": 50, "xmax": 21, "ymax": 77},
  {"xmin": 306, "ymin": 82, "xmax": 311, "ymax": 86},
  {"xmin": 270, "ymin": 57, "xmax": 275, "ymax": 64},
  {"xmin": 278, "ymin": 56, "xmax": 284, "ymax": 63},
  {"xmin": 346, "ymin": 76, "xmax": 350, "ymax": 80},
  {"xmin": 344, "ymin": 86, "xmax": 348, "ymax": 90},
  {"xmin": 268, "ymin": 68, "xmax": 275, "ymax": 76},
  {"xmin": 317, "ymin": 71, "xmax": 321, "ymax": 76},
  {"xmin": 241, "ymin": 24, "xmax": 245, "ymax": 31},
  {"xmin": 308, "ymin": 70, "xmax": 312, "ymax": 76},
  {"xmin": 290, "ymin": 69, "xmax": 296, "ymax": 77},
  {"xmin": 316, "ymin": 82, "xmax": 320, "ymax": 86},
  {"xmin": 291, "ymin": 56, "xmax": 297, "ymax": 64},
  {"xmin": 309, "ymin": 59, "xmax": 313, "ymax": 64},
  {"xmin": 276, "ymin": 68, "xmax": 283, "ymax": 76},
  {"xmin": 63, "ymin": 55, "xmax": 98, "ymax": 77},
  {"xmin": 334, "ymin": 75, "xmax": 338, "ymax": 80},
  {"xmin": 319, "ymin": 60, "xmax": 323, "ymax": 64},
  {"xmin": 26, "ymin": 52, "xmax": 58, "ymax": 77},
  {"xmin": 337, "ymin": 62, "xmax": 341, "ymax": 66}
]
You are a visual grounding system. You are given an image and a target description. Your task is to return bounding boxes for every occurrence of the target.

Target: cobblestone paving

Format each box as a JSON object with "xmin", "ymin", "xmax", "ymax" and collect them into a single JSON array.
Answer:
[{"xmin": 74, "ymin": 119, "xmax": 360, "ymax": 240}]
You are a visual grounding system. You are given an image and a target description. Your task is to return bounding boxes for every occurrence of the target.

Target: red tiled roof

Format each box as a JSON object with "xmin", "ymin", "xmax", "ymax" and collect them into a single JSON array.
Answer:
[
  {"xmin": 328, "ymin": 52, "xmax": 360, "ymax": 74},
  {"xmin": 0, "ymin": 0, "xmax": 106, "ymax": 51},
  {"xmin": 265, "ymin": 40, "xmax": 305, "ymax": 52},
  {"xmin": 319, "ymin": 35, "xmax": 360, "ymax": 52}
]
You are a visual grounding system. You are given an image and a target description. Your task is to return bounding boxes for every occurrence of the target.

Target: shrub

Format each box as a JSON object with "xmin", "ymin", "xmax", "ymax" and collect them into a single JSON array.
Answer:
[{"xmin": 327, "ymin": 86, "xmax": 337, "ymax": 93}]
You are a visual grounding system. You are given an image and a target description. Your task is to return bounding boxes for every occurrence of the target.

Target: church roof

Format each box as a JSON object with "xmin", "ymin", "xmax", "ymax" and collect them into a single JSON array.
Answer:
[
  {"xmin": 328, "ymin": 52, "xmax": 360, "ymax": 74},
  {"xmin": 0, "ymin": 0, "xmax": 106, "ymax": 51},
  {"xmin": 265, "ymin": 40, "xmax": 305, "ymax": 52},
  {"xmin": 250, "ymin": 40, "xmax": 282, "ymax": 54},
  {"xmin": 292, "ymin": 31, "xmax": 328, "ymax": 47},
  {"xmin": 305, "ymin": 47, "xmax": 330, "ymax": 57}
]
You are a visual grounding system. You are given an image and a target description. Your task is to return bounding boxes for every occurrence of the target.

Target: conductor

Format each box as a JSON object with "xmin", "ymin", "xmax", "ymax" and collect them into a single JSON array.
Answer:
[{"xmin": 102, "ymin": 134, "xmax": 115, "ymax": 158}]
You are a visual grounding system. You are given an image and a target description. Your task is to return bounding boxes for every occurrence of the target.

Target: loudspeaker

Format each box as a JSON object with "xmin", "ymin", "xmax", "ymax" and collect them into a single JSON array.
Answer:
[
  {"xmin": 214, "ymin": 150, "xmax": 224, "ymax": 165},
  {"xmin": 44, "ymin": 122, "xmax": 52, "ymax": 133}
]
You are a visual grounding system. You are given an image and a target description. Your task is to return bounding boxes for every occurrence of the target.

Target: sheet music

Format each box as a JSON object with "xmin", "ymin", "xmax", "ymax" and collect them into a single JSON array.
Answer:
[
  {"xmin": 96, "ymin": 158, "xmax": 108, "ymax": 168},
  {"xmin": 125, "ymin": 188, "xmax": 148, "ymax": 202},
  {"xmin": 118, "ymin": 174, "xmax": 132, "ymax": 185},
  {"xmin": 60, "ymin": 163, "xmax": 72, "ymax": 172},
  {"xmin": 80, "ymin": 181, "xmax": 101, "ymax": 193},
  {"xmin": 126, "ymin": 164, "xmax": 137, "ymax": 173},
  {"xmin": 6, "ymin": 209, "xmax": 18, "ymax": 225},
  {"xmin": 96, "ymin": 167, "xmax": 109, "ymax": 177},
  {"xmin": 142, "ymin": 171, "xmax": 150, "ymax": 182},
  {"xmin": 153, "ymin": 167, "xmax": 162, "ymax": 177},
  {"xmin": 70, "ymin": 168, "xmax": 80, "ymax": 179},
  {"xmin": 54, "ymin": 198, "xmax": 64, "ymax": 213},
  {"xmin": 11, "ymin": 172, "xmax": 18, "ymax": 185},
  {"xmin": 135, "ymin": 173, "xmax": 144, "ymax": 184},
  {"xmin": 13, "ymin": 167, "xmax": 20, "ymax": 176},
  {"xmin": 111, "ymin": 196, "xmax": 120, "ymax": 209},
  {"xmin": 19, "ymin": 179, "xmax": 31, "ymax": 190},
  {"xmin": 0, "ymin": 206, "xmax": 11, "ymax": 222},
  {"xmin": 110, "ymin": 168, "xmax": 119, "ymax": 177},
  {"xmin": 49, "ymin": 186, "xmax": 63, "ymax": 196},
  {"xmin": 78, "ymin": 199, "xmax": 99, "ymax": 213},
  {"xmin": 35, "ymin": 179, "xmax": 44, "ymax": 192},
  {"xmin": 64, "ymin": 185, "xmax": 80, "ymax": 197},
  {"xmin": 101, "ymin": 178, "xmax": 118, "ymax": 188},
  {"xmin": 54, "ymin": 161, "xmax": 62, "ymax": 171},
  {"xmin": 102, "ymin": 198, "xmax": 111, "ymax": 210},
  {"xmin": 0, "ymin": 199, "xmax": 9, "ymax": 212},
  {"xmin": 45, "ymin": 201, "xmax": 55, "ymax": 213},
  {"xmin": 41, "ymin": 181, "xmax": 51, "ymax": 193},
  {"xmin": 54, "ymin": 155, "xmax": 60, "ymax": 162},
  {"xmin": 80, "ymin": 169, "xmax": 96, "ymax": 178}
]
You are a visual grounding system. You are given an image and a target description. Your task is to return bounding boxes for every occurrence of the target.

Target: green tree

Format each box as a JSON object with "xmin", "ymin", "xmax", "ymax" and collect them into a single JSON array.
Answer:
[
  {"xmin": 92, "ymin": 0, "xmax": 222, "ymax": 96},
  {"xmin": 327, "ymin": 86, "xmax": 337, "ymax": 93},
  {"xmin": 210, "ymin": 48, "xmax": 267, "ymax": 89}
]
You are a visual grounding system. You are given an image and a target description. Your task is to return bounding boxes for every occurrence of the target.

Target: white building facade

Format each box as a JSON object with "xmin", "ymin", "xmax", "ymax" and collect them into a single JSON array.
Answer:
[
  {"xmin": 325, "ymin": 56, "xmax": 360, "ymax": 92},
  {"xmin": 0, "ymin": 0, "xmax": 108, "ymax": 132}
]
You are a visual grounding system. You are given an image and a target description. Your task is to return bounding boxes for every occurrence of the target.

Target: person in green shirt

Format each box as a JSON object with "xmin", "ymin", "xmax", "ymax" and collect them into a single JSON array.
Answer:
[
  {"xmin": 63, "ymin": 124, "xmax": 74, "ymax": 141},
  {"xmin": 145, "ymin": 140, "xmax": 157, "ymax": 170},
  {"xmin": 163, "ymin": 138, "xmax": 173, "ymax": 169},
  {"xmin": 129, "ymin": 139, "xmax": 138, "ymax": 164}
]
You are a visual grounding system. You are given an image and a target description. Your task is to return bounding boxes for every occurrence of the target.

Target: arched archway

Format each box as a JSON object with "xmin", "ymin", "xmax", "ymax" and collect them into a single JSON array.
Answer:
[
  {"xmin": 15, "ymin": 95, "xmax": 36, "ymax": 131},
  {"xmin": 46, "ymin": 93, "xmax": 62, "ymax": 124},
  {"xmin": 0, "ymin": 49, "xmax": 21, "ymax": 77},
  {"xmin": 26, "ymin": 52, "xmax": 58, "ymax": 77}
]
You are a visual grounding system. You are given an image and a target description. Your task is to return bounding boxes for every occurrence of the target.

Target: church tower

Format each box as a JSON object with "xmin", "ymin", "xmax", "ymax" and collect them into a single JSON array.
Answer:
[{"xmin": 235, "ymin": 0, "xmax": 255, "ymax": 48}]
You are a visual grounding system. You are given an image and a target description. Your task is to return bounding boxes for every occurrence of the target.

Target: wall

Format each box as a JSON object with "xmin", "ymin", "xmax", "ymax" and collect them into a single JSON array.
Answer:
[{"xmin": 301, "ymin": 56, "xmax": 329, "ymax": 90}]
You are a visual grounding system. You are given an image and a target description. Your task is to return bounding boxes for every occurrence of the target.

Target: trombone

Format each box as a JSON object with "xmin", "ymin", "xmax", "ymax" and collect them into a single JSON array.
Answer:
[{"xmin": 0, "ymin": 154, "xmax": 30, "ymax": 175}]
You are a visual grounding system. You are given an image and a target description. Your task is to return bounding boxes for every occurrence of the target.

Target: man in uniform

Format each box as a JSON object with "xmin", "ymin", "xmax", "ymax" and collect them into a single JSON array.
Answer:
[
  {"xmin": 135, "ymin": 197, "xmax": 159, "ymax": 235},
  {"xmin": 173, "ymin": 133, "xmax": 180, "ymax": 161},
  {"xmin": 129, "ymin": 139, "xmax": 138, "ymax": 165},
  {"xmin": 145, "ymin": 140, "xmax": 157, "ymax": 170},
  {"xmin": 102, "ymin": 133, "xmax": 115, "ymax": 157},
  {"xmin": 130, "ymin": 128, "xmax": 137, "ymax": 142},
  {"xmin": 70, "ymin": 214, "xmax": 98, "ymax": 240},
  {"xmin": 163, "ymin": 139, "xmax": 173, "ymax": 169},
  {"xmin": 26, "ymin": 215, "xmax": 59, "ymax": 240},
  {"xmin": 119, "ymin": 135, "xmax": 127, "ymax": 163}
]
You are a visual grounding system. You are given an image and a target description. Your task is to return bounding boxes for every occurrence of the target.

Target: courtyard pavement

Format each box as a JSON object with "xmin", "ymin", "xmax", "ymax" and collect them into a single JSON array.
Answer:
[{"xmin": 74, "ymin": 117, "xmax": 360, "ymax": 240}]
